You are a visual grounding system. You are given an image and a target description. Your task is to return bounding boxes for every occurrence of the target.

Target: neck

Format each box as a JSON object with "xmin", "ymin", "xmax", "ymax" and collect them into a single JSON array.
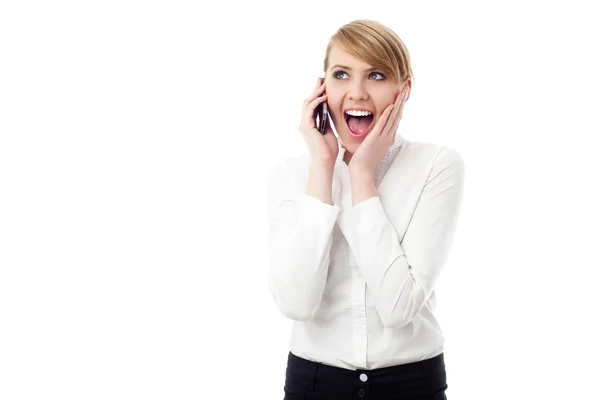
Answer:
[{"xmin": 343, "ymin": 150, "xmax": 353, "ymax": 165}]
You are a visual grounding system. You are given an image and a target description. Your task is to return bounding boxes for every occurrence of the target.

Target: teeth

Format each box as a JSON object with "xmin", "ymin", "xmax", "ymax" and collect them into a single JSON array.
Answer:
[{"xmin": 345, "ymin": 110, "xmax": 373, "ymax": 117}]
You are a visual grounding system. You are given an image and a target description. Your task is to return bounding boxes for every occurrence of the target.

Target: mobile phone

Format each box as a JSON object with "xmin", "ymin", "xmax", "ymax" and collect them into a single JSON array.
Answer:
[{"xmin": 315, "ymin": 77, "xmax": 328, "ymax": 135}]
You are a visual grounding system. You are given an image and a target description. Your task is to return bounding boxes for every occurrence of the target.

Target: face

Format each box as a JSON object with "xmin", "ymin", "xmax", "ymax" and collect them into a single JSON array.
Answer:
[{"xmin": 324, "ymin": 45, "xmax": 409, "ymax": 155}]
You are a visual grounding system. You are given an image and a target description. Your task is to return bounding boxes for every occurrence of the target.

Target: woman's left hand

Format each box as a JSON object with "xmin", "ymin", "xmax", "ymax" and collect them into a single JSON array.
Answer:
[{"xmin": 348, "ymin": 88, "xmax": 409, "ymax": 177}]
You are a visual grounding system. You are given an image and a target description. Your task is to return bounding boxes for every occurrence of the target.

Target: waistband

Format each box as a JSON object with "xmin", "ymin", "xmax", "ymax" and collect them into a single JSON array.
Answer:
[{"xmin": 287, "ymin": 351, "xmax": 445, "ymax": 376}]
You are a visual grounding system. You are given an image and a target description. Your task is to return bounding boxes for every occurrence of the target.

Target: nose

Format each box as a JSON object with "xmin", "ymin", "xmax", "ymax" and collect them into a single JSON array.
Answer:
[{"xmin": 348, "ymin": 80, "xmax": 368, "ymax": 101}]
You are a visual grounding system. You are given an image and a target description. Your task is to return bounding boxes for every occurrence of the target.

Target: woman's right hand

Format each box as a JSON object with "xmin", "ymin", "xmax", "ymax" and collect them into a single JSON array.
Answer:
[{"xmin": 298, "ymin": 77, "xmax": 339, "ymax": 164}]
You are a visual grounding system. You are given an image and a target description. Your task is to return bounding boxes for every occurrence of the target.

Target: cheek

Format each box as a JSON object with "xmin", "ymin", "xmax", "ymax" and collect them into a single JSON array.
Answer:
[
  {"xmin": 373, "ymin": 87, "xmax": 401, "ymax": 110},
  {"xmin": 326, "ymin": 92, "xmax": 341, "ymax": 108},
  {"xmin": 326, "ymin": 97, "xmax": 343, "ymax": 121},
  {"xmin": 373, "ymin": 98, "xmax": 394, "ymax": 116}
]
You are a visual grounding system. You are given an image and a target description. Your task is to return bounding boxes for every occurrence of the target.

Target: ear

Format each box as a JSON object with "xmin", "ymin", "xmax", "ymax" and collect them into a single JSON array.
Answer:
[{"xmin": 404, "ymin": 80, "xmax": 412, "ymax": 101}]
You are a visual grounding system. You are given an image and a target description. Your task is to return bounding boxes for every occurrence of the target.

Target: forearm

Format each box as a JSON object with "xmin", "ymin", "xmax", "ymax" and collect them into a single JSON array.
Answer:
[
  {"xmin": 268, "ymin": 204, "xmax": 337, "ymax": 320},
  {"xmin": 349, "ymin": 171, "xmax": 378, "ymax": 206},
  {"xmin": 267, "ymin": 159, "xmax": 339, "ymax": 321},
  {"xmin": 343, "ymin": 205, "xmax": 418, "ymax": 328},
  {"xmin": 306, "ymin": 160, "xmax": 335, "ymax": 205},
  {"xmin": 339, "ymin": 148, "xmax": 465, "ymax": 328},
  {"xmin": 339, "ymin": 196, "xmax": 414, "ymax": 327}
]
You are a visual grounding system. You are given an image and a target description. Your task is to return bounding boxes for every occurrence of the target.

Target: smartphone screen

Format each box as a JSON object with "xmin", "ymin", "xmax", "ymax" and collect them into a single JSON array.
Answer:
[{"xmin": 316, "ymin": 77, "xmax": 328, "ymax": 135}]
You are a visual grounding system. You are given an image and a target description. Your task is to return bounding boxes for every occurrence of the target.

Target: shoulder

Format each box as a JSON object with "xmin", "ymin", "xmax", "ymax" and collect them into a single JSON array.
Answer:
[
  {"xmin": 268, "ymin": 153, "xmax": 311, "ymax": 172},
  {"xmin": 399, "ymin": 139, "xmax": 464, "ymax": 176},
  {"xmin": 400, "ymin": 139, "xmax": 463, "ymax": 163},
  {"xmin": 266, "ymin": 153, "xmax": 311, "ymax": 176},
  {"xmin": 265, "ymin": 153, "xmax": 312, "ymax": 192}
]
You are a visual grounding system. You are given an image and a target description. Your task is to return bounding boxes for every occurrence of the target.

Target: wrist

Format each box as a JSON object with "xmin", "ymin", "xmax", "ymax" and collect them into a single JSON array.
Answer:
[
  {"xmin": 310, "ymin": 157, "xmax": 335, "ymax": 171},
  {"xmin": 307, "ymin": 160, "xmax": 335, "ymax": 205},
  {"xmin": 348, "ymin": 168, "xmax": 373, "ymax": 181},
  {"xmin": 349, "ymin": 172, "xmax": 376, "ymax": 206}
]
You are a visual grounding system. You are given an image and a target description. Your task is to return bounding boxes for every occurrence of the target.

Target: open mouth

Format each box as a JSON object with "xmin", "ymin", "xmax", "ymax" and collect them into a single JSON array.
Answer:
[{"xmin": 344, "ymin": 111, "xmax": 375, "ymax": 138}]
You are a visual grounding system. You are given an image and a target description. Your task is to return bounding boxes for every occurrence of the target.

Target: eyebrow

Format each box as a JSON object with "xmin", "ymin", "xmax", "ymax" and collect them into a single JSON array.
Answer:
[{"xmin": 330, "ymin": 64, "xmax": 380, "ymax": 72}]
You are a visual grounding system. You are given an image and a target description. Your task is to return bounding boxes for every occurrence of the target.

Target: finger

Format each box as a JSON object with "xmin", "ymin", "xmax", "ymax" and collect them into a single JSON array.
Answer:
[
  {"xmin": 383, "ymin": 91, "xmax": 405, "ymax": 122},
  {"xmin": 372, "ymin": 104, "xmax": 395, "ymax": 136},
  {"xmin": 301, "ymin": 82, "xmax": 326, "ymax": 118},
  {"xmin": 302, "ymin": 95, "xmax": 328, "ymax": 128},
  {"xmin": 383, "ymin": 92, "xmax": 406, "ymax": 136},
  {"xmin": 307, "ymin": 94, "xmax": 328, "ymax": 114},
  {"xmin": 304, "ymin": 81, "xmax": 326, "ymax": 106},
  {"xmin": 392, "ymin": 90, "xmax": 406, "ymax": 114},
  {"xmin": 388, "ymin": 115, "xmax": 401, "ymax": 139},
  {"xmin": 384, "ymin": 110, "xmax": 401, "ymax": 136},
  {"xmin": 375, "ymin": 103, "xmax": 397, "ymax": 137},
  {"xmin": 387, "ymin": 94, "xmax": 407, "ymax": 137}
]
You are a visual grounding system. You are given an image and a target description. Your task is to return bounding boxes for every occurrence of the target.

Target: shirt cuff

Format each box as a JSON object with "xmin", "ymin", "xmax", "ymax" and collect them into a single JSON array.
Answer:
[{"xmin": 298, "ymin": 194, "xmax": 341, "ymax": 228}]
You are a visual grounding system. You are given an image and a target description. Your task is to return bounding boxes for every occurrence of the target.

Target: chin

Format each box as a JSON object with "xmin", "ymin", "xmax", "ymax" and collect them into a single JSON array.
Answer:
[
  {"xmin": 334, "ymin": 122, "xmax": 364, "ymax": 152},
  {"xmin": 340, "ymin": 137, "xmax": 359, "ymax": 153}
]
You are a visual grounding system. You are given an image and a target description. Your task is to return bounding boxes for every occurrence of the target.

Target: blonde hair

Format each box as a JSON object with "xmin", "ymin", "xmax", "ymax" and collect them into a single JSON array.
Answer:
[{"xmin": 323, "ymin": 19, "xmax": 414, "ymax": 84}]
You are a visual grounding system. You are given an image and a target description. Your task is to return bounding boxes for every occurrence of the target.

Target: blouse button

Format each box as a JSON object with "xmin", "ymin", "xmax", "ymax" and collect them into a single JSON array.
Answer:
[{"xmin": 359, "ymin": 373, "xmax": 368, "ymax": 382}]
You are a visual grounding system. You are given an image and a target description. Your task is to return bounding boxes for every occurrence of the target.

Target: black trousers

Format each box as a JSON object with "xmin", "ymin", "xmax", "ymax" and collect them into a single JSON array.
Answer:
[{"xmin": 283, "ymin": 352, "xmax": 448, "ymax": 400}]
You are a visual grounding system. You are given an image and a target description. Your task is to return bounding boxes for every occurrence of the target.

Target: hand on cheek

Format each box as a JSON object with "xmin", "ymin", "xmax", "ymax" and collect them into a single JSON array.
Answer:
[
  {"xmin": 348, "ymin": 88, "xmax": 409, "ymax": 176},
  {"xmin": 385, "ymin": 88, "xmax": 408, "ymax": 136}
]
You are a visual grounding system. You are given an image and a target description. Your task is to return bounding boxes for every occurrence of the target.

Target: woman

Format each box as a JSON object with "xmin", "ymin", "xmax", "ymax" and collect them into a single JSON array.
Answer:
[{"xmin": 266, "ymin": 19, "xmax": 465, "ymax": 400}]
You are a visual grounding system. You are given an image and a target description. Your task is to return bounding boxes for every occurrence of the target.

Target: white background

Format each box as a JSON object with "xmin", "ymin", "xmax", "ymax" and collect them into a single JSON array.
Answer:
[{"xmin": 1, "ymin": 1, "xmax": 599, "ymax": 399}]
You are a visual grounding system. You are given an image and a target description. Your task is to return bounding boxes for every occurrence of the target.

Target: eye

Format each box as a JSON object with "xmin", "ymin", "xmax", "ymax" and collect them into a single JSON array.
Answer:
[
  {"xmin": 333, "ymin": 70, "xmax": 349, "ymax": 79},
  {"xmin": 332, "ymin": 70, "xmax": 386, "ymax": 80},
  {"xmin": 369, "ymin": 72, "xmax": 386, "ymax": 80}
]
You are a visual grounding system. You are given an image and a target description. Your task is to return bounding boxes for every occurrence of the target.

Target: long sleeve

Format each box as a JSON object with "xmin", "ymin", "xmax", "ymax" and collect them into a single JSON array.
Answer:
[
  {"xmin": 266, "ymin": 159, "xmax": 341, "ymax": 321},
  {"xmin": 337, "ymin": 147, "xmax": 465, "ymax": 328}
]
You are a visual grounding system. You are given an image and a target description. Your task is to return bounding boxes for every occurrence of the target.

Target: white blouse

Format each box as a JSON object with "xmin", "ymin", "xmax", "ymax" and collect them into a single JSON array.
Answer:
[{"xmin": 265, "ymin": 133, "xmax": 465, "ymax": 370}]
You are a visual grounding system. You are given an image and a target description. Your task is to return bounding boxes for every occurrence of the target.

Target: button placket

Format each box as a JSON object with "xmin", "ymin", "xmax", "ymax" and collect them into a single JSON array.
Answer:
[{"xmin": 357, "ymin": 372, "xmax": 369, "ymax": 398}]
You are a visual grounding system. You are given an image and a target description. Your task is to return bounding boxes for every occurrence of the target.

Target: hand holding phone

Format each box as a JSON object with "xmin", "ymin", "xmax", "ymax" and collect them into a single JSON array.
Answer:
[{"xmin": 299, "ymin": 77, "xmax": 339, "ymax": 162}]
